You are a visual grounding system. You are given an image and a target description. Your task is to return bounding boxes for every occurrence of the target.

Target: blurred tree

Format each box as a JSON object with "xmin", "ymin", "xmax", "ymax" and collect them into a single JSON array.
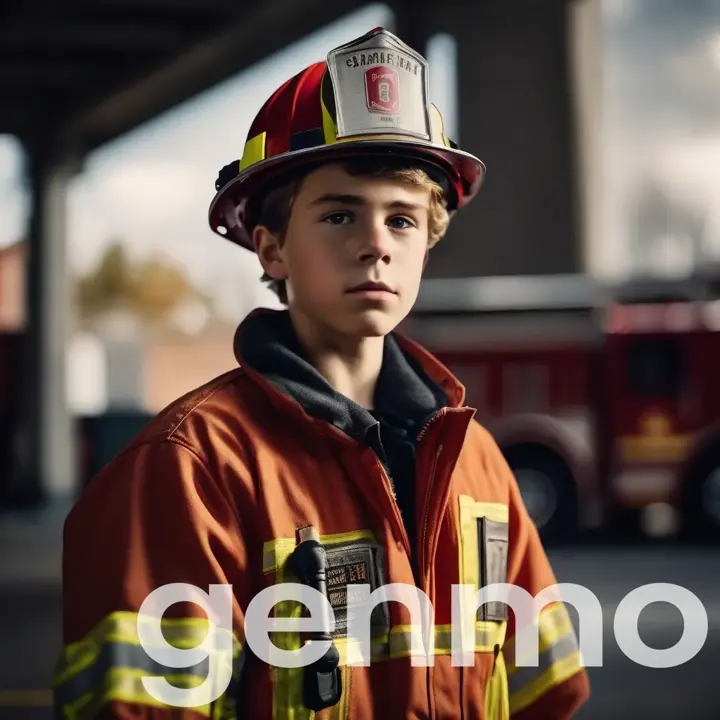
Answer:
[
  {"xmin": 75, "ymin": 240, "xmax": 210, "ymax": 327},
  {"xmin": 131, "ymin": 256, "xmax": 192, "ymax": 321},
  {"xmin": 76, "ymin": 240, "xmax": 134, "ymax": 319}
]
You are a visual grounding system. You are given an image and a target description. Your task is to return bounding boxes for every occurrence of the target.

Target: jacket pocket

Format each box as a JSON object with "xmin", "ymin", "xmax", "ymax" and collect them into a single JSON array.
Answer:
[{"xmin": 457, "ymin": 496, "xmax": 510, "ymax": 720}]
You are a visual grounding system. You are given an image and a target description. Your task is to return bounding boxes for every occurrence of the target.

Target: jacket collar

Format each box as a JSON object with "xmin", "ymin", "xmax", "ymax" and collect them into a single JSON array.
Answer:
[{"xmin": 233, "ymin": 308, "xmax": 466, "ymax": 444}]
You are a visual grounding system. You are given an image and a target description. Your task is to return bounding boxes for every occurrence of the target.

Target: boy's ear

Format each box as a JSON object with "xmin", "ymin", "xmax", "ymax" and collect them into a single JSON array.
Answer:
[{"xmin": 254, "ymin": 225, "xmax": 289, "ymax": 281}]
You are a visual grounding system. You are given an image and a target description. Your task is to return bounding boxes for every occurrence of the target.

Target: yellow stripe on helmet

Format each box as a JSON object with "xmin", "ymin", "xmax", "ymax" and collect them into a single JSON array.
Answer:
[
  {"xmin": 239, "ymin": 131, "xmax": 267, "ymax": 171},
  {"xmin": 320, "ymin": 73, "xmax": 338, "ymax": 146},
  {"xmin": 321, "ymin": 100, "xmax": 338, "ymax": 146}
]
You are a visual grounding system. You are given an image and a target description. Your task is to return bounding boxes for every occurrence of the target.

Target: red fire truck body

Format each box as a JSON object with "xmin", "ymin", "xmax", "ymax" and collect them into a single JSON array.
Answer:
[{"xmin": 402, "ymin": 275, "xmax": 720, "ymax": 542}]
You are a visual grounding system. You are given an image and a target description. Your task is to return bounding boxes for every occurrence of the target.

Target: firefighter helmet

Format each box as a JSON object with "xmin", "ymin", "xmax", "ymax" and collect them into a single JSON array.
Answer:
[{"xmin": 208, "ymin": 27, "xmax": 486, "ymax": 251}]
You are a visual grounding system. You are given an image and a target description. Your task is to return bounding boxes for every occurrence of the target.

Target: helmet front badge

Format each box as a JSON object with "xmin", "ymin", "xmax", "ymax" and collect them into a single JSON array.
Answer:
[{"xmin": 365, "ymin": 66, "xmax": 400, "ymax": 114}]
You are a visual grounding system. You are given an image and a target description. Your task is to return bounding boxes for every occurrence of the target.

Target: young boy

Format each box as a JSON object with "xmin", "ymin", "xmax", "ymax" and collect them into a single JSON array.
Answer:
[{"xmin": 55, "ymin": 27, "xmax": 589, "ymax": 720}]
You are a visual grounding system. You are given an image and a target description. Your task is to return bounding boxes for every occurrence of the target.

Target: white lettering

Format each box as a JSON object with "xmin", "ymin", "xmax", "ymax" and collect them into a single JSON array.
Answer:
[
  {"xmin": 345, "ymin": 583, "xmax": 434, "ymax": 667},
  {"xmin": 613, "ymin": 583, "xmax": 708, "ymax": 668},
  {"xmin": 245, "ymin": 584, "xmax": 334, "ymax": 668},
  {"xmin": 137, "ymin": 583, "xmax": 234, "ymax": 706},
  {"xmin": 135, "ymin": 581, "xmax": 711, "ymax": 675}
]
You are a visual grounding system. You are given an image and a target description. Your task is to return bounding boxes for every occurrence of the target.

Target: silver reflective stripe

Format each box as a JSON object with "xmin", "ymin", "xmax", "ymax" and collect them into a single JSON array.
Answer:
[
  {"xmin": 342, "ymin": 637, "xmax": 396, "ymax": 664},
  {"xmin": 430, "ymin": 627, "xmax": 499, "ymax": 653},
  {"xmin": 388, "ymin": 630, "xmax": 428, "ymax": 657},
  {"xmin": 263, "ymin": 547, "xmax": 277, "ymax": 573},
  {"xmin": 507, "ymin": 632, "xmax": 579, "ymax": 695},
  {"xmin": 370, "ymin": 623, "xmax": 503, "ymax": 660},
  {"xmin": 475, "ymin": 626, "xmax": 502, "ymax": 650},
  {"xmin": 435, "ymin": 629, "xmax": 452, "ymax": 653},
  {"xmin": 55, "ymin": 641, "xmax": 243, "ymax": 708}
]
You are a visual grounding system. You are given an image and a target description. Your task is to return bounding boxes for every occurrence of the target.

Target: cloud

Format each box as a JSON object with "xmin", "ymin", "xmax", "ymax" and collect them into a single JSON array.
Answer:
[{"xmin": 97, "ymin": 161, "xmax": 206, "ymax": 214}]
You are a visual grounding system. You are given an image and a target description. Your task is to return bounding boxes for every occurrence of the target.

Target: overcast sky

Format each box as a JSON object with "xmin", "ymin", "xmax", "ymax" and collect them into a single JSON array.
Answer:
[{"xmin": 2, "ymin": 0, "xmax": 720, "ymax": 319}]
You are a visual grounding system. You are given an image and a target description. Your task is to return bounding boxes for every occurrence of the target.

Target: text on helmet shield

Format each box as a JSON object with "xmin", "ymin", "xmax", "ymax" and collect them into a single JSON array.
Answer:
[{"xmin": 345, "ymin": 51, "xmax": 420, "ymax": 76}]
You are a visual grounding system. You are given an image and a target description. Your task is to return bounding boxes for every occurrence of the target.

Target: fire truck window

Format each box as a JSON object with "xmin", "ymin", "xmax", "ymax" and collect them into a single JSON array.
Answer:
[{"xmin": 626, "ymin": 339, "xmax": 684, "ymax": 396}]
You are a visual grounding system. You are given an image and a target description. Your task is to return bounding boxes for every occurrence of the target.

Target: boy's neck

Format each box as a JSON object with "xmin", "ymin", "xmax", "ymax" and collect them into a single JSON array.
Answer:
[{"xmin": 289, "ymin": 308, "xmax": 384, "ymax": 409}]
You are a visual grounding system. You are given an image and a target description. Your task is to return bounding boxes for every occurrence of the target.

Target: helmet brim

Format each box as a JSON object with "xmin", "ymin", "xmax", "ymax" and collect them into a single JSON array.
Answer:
[{"xmin": 208, "ymin": 139, "xmax": 486, "ymax": 251}]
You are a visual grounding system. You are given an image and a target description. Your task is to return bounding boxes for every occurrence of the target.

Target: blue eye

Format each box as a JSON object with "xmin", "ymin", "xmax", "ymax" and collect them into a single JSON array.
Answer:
[{"xmin": 388, "ymin": 217, "xmax": 414, "ymax": 229}]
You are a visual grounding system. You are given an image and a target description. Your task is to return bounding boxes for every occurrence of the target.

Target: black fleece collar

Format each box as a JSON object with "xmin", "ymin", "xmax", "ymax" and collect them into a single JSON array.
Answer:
[{"xmin": 234, "ymin": 310, "xmax": 448, "ymax": 446}]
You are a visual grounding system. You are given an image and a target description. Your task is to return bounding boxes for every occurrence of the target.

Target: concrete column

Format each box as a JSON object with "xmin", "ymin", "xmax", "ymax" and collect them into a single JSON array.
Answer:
[
  {"xmin": 568, "ymin": 0, "xmax": 604, "ymax": 278},
  {"xmin": 391, "ymin": 0, "xmax": 432, "ymax": 59},
  {"xmin": 412, "ymin": 0, "xmax": 583, "ymax": 279},
  {"xmin": 10, "ymin": 149, "xmax": 79, "ymax": 505}
]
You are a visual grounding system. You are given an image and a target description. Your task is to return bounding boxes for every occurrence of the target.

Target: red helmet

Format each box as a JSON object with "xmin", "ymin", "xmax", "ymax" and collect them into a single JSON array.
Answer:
[{"xmin": 208, "ymin": 27, "xmax": 486, "ymax": 251}]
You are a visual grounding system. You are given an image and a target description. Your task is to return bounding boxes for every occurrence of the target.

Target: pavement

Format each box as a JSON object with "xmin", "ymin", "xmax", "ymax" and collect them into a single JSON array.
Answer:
[
  {"xmin": 1, "ymin": 504, "xmax": 719, "ymax": 719},
  {"xmin": 550, "ymin": 546, "xmax": 720, "ymax": 720},
  {"xmin": 0, "ymin": 503, "xmax": 65, "ymax": 720}
]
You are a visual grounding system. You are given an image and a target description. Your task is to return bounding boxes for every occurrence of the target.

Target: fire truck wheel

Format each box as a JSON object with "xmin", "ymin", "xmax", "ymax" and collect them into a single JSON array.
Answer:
[
  {"xmin": 504, "ymin": 444, "xmax": 577, "ymax": 545},
  {"xmin": 683, "ymin": 455, "xmax": 720, "ymax": 542}
]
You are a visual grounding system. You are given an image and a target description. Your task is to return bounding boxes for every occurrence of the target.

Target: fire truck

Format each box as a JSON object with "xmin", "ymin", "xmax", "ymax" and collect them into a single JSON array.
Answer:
[{"xmin": 402, "ymin": 273, "xmax": 720, "ymax": 543}]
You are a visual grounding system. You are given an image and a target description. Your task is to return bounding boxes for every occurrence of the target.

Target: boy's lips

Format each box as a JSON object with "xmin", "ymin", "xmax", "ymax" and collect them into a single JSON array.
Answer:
[{"xmin": 346, "ymin": 281, "xmax": 396, "ymax": 294}]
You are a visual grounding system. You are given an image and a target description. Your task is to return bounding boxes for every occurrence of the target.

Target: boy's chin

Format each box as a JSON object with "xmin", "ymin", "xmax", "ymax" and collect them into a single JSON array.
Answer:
[{"xmin": 339, "ymin": 308, "xmax": 405, "ymax": 337}]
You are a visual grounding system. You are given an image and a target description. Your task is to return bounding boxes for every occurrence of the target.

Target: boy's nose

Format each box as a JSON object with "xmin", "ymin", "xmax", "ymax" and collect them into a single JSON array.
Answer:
[{"xmin": 358, "ymin": 222, "xmax": 392, "ymax": 264}]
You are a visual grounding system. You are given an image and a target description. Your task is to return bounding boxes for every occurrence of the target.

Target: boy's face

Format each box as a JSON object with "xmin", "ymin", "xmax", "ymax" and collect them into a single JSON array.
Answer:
[{"xmin": 255, "ymin": 163, "xmax": 433, "ymax": 338}]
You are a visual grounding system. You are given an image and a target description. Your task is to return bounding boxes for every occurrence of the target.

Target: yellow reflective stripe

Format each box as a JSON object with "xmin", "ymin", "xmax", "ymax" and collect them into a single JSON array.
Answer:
[
  {"xmin": 239, "ymin": 131, "xmax": 267, "ymax": 171},
  {"xmin": 263, "ymin": 538, "xmax": 296, "ymax": 574},
  {"xmin": 54, "ymin": 612, "xmax": 243, "ymax": 720},
  {"xmin": 213, "ymin": 684, "xmax": 238, "ymax": 720},
  {"xmin": 330, "ymin": 664, "xmax": 351, "ymax": 720},
  {"xmin": 389, "ymin": 621, "xmax": 506, "ymax": 658},
  {"xmin": 504, "ymin": 602, "xmax": 574, "ymax": 674},
  {"xmin": 305, "ymin": 621, "xmax": 506, "ymax": 666},
  {"xmin": 61, "ymin": 669, "xmax": 213, "ymax": 720},
  {"xmin": 457, "ymin": 497, "xmax": 509, "ymax": 588},
  {"xmin": 271, "ymin": 538, "xmax": 310, "ymax": 720},
  {"xmin": 485, "ymin": 650, "xmax": 510, "ymax": 720},
  {"xmin": 262, "ymin": 530, "xmax": 377, "ymax": 574},
  {"xmin": 55, "ymin": 612, "xmax": 227, "ymax": 687},
  {"xmin": 473, "ymin": 502, "xmax": 509, "ymax": 524},
  {"xmin": 458, "ymin": 495, "xmax": 480, "ymax": 591},
  {"xmin": 507, "ymin": 631, "xmax": 579, "ymax": 692},
  {"xmin": 508, "ymin": 651, "xmax": 583, "ymax": 715},
  {"xmin": 502, "ymin": 602, "xmax": 583, "ymax": 714},
  {"xmin": 457, "ymin": 496, "xmax": 509, "ymax": 641}
]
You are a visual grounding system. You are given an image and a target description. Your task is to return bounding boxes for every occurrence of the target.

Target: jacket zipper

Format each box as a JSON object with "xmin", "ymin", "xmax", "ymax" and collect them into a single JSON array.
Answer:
[
  {"xmin": 376, "ymin": 460, "xmax": 412, "ymax": 560},
  {"xmin": 416, "ymin": 409, "xmax": 447, "ymax": 594},
  {"xmin": 416, "ymin": 410, "xmax": 447, "ymax": 720},
  {"xmin": 419, "ymin": 443, "xmax": 443, "ymax": 594}
]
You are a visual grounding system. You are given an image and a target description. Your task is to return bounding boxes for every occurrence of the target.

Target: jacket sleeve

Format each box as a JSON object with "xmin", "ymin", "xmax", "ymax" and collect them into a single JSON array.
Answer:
[
  {"xmin": 53, "ymin": 439, "xmax": 250, "ymax": 720},
  {"xmin": 491, "ymin": 441, "xmax": 590, "ymax": 719}
]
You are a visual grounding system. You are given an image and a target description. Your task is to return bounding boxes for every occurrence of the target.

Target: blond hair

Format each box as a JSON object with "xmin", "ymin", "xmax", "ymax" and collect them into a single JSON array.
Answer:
[{"xmin": 254, "ymin": 159, "xmax": 450, "ymax": 304}]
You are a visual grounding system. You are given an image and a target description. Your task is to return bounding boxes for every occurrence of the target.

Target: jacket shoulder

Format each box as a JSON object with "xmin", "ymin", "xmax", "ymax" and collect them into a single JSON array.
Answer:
[
  {"xmin": 465, "ymin": 418, "xmax": 507, "ymax": 463},
  {"xmin": 125, "ymin": 367, "xmax": 254, "ymax": 458},
  {"xmin": 459, "ymin": 418, "xmax": 518, "ymax": 493},
  {"xmin": 75, "ymin": 368, "xmax": 262, "ymax": 532}
]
